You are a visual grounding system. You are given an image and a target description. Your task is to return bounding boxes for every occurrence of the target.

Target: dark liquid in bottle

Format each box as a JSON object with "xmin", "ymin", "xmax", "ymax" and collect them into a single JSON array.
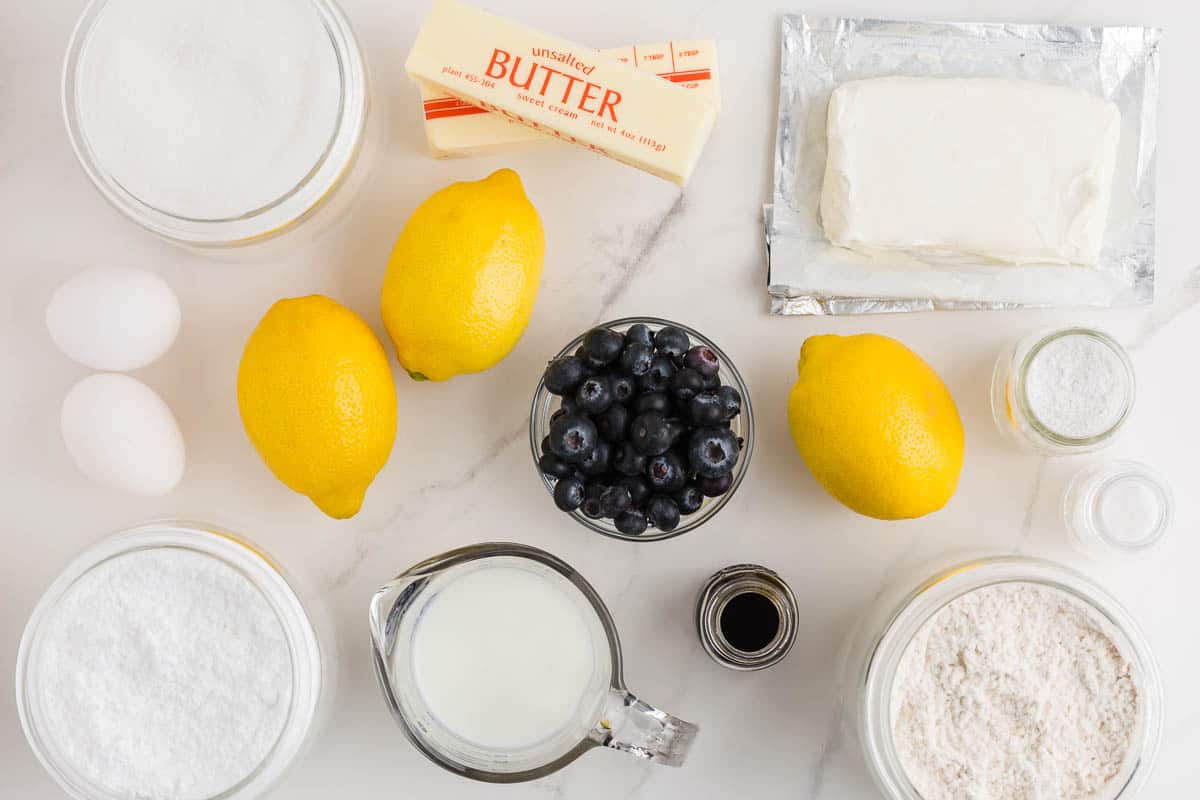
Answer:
[{"xmin": 719, "ymin": 591, "xmax": 780, "ymax": 653}]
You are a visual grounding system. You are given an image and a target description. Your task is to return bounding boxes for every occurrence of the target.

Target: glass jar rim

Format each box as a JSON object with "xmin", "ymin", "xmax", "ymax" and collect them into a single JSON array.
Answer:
[
  {"xmin": 61, "ymin": 0, "xmax": 368, "ymax": 246},
  {"xmin": 528, "ymin": 315, "xmax": 755, "ymax": 543},
  {"xmin": 858, "ymin": 555, "xmax": 1163, "ymax": 800},
  {"xmin": 1016, "ymin": 327, "xmax": 1136, "ymax": 448},
  {"xmin": 15, "ymin": 521, "xmax": 324, "ymax": 800}
]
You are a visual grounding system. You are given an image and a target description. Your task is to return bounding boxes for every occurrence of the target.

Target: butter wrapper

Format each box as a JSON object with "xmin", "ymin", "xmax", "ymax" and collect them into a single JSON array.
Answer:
[{"xmin": 766, "ymin": 15, "xmax": 1161, "ymax": 315}]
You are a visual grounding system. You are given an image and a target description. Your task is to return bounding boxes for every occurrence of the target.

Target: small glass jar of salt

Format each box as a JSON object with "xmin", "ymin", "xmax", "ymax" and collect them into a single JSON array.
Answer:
[
  {"xmin": 991, "ymin": 327, "xmax": 1136, "ymax": 454},
  {"xmin": 1063, "ymin": 460, "xmax": 1173, "ymax": 556}
]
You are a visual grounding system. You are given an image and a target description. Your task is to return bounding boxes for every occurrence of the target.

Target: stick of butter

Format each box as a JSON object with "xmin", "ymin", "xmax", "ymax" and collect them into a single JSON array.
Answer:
[
  {"xmin": 405, "ymin": 0, "xmax": 718, "ymax": 184},
  {"xmin": 419, "ymin": 40, "xmax": 720, "ymax": 158}
]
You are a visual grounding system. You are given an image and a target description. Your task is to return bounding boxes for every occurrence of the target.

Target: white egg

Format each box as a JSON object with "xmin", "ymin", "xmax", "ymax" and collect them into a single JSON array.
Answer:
[
  {"xmin": 61, "ymin": 374, "xmax": 186, "ymax": 496},
  {"xmin": 46, "ymin": 267, "xmax": 181, "ymax": 371}
]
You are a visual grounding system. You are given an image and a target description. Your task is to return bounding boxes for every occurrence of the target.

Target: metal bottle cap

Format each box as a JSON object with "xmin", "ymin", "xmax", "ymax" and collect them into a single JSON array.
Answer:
[{"xmin": 695, "ymin": 564, "xmax": 798, "ymax": 671}]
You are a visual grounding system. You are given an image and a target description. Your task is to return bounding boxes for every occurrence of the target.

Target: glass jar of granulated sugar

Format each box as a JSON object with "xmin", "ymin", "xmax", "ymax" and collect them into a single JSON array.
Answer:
[
  {"xmin": 16, "ymin": 521, "xmax": 330, "ymax": 800},
  {"xmin": 63, "ymin": 0, "xmax": 369, "ymax": 248},
  {"xmin": 991, "ymin": 327, "xmax": 1136, "ymax": 454}
]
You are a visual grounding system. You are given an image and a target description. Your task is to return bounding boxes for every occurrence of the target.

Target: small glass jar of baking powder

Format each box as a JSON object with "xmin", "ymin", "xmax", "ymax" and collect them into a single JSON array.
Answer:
[
  {"xmin": 1063, "ymin": 460, "xmax": 1173, "ymax": 557},
  {"xmin": 990, "ymin": 327, "xmax": 1136, "ymax": 455}
]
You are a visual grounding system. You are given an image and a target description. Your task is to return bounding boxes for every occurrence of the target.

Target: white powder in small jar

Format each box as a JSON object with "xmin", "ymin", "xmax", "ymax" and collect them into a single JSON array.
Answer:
[
  {"xmin": 34, "ymin": 548, "xmax": 293, "ymax": 800},
  {"xmin": 890, "ymin": 582, "xmax": 1139, "ymax": 800},
  {"xmin": 75, "ymin": 0, "xmax": 341, "ymax": 220},
  {"xmin": 1022, "ymin": 332, "xmax": 1131, "ymax": 441}
]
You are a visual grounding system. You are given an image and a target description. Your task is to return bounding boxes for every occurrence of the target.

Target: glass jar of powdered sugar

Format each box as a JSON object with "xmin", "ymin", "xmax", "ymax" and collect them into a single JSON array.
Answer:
[
  {"xmin": 63, "ymin": 0, "xmax": 369, "ymax": 249},
  {"xmin": 991, "ymin": 327, "xmax": 1136, "ymax": 454},
  {"xmin": 16, "ymin": 521, "xmax": 330, "ymax": 800}
]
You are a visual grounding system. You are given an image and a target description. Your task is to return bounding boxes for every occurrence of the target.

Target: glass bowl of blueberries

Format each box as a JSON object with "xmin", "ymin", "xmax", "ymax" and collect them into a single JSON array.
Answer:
[{"xmin": 530, "ymin": 317, "xmax": 754, "ymax": 541}]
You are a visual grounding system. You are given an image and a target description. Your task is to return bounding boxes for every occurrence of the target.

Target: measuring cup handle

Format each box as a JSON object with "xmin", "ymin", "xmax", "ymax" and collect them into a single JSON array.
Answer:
[{"xmin": 591, "ymin": 688, "xmax": 698, "ymax": 767}]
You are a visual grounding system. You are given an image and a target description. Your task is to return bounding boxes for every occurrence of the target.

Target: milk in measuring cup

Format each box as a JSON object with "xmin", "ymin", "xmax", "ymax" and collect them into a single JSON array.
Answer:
[{"xmin": 405, "ymin": 564, "xmax": 611, "ymax": 749}]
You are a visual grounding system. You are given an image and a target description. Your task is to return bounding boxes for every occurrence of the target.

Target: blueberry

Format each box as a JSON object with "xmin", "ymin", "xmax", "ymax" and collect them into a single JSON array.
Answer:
[
  {"xmin": 614, "ymin": 475, "xmax": 651, "ymax": 508},
  {"xmin": 585, "ymin": 481, "xmax": 607, "ymax": 501},
  {"xmin": 596, "ymin": 404, "xmax": 630, "ymax": 442},
  {"xmin": 630, "ymin": 411, "xmax": 674, "ymax": 455},
  {"xmin": 610, "ymin": 374, "xmax": 636, "ymax": 403},
  {"xmin": 615, "ymin": 508, "xmax": 648, "ymax": 535},
  {"xmin": 688, "ymin": 393, "xmax": 724, "ymax": 427},
  {"xmin": 647, "ymin": 496, "xmax": 681, "ymax": 531},
  {"xmin": 553, "ymin": 477, "xmax": 586, "ymax": 511},
  {"xmin": 559, "ymin": 395, "xmax": 580, "ymax": 414},
  {"xmin": 654, "ymin": 325, "xmax": 691, "ymax": 360},
  {"xmin": 640, "ymin": 356, "xmax": 676, "ymax": 393},
  {"xmin": 539, "ymin": 453, "xmax": 574, "ymax": 480},
  {"xmin": 549, "ymin": 414, "xmax": 598, "ymax": 463},
  {"xmin": 543, "ymin": 356, "xmax": 588, "ymax": 395},
  {"xmin": 634, "ymin": 391, "xmax": 672, "ymax": 415},
  {"xmin": 582, "ymin": 328, "xmax": 625, "ymax": 367},
  {"xmin": 671, "ymin": 368, "xmax": 704, "ymax": 402},
  {"xmin": 574, "ymin": 374, "xmax": 613, "ymax": 415},
  {"xmin": 696, "ymin": 472, "xmax": 733, "ymax": 497},
  {"xmin": 619, "ymin": 342, "xmax": 655, "ymax": 377},
  {"xmin": 626, "ymin": 323, "xmax": 654, "ymax": 347},
  {"xmin": 717, "ymin": 385, "xmax": 742, "ymax": 420},
  {"xmin": 612, "ymin": 443, "xmax": 648, "ymax": 476},
  {"xmin": 549, "ymin": 408, "xmax": 568, "ymax": 426},
  {"xmin": 578, "ymin": 440, "xmax": 612, "ymax": 476},
  {"xmin": 688, "ymin": 427, "xmax": 740, "ymax": 478},
  {"xmin": 646, "ymin": 451, "xmax": 688, "ymax": 493},
  {"xmin": 675, "ymin": 485, "xmax": 704, "ymax": 514},
  {"xmin": 702, "ymin": 372, "xmax": 721, "ymax": 391},
  {"xmin": 682, "ymin": 345, "xmax": 720, "ymax": 378},
  {"xmin": 541, "ymin": 435, "xmax": 553, "ymax": 454},
  {"xmin": 598, "ymin": 485, "xmax": 633, "ymax": 518},
  {"xmin": 581, "ymin": 496, "xmax": 605, "ymax": 519}
]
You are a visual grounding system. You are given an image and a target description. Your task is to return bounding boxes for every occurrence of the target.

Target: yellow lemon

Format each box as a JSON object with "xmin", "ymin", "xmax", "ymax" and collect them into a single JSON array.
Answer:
[
  {"xmin": 787, "ymin": 334, "xmax": 963, "ymax": 520},
  {"xmin": 381, "ymin": 168, "xmax": 545, "ymax": 381},
  {"xmin": 237, "ymin": 295, "xmax": 397, "ymax": 519}
]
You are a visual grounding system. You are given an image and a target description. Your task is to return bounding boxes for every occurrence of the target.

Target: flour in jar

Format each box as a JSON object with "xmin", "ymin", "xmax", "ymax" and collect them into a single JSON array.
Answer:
[{"xmin": 890, "ymin": 582, "xmax": 1139, "ymax": 800}]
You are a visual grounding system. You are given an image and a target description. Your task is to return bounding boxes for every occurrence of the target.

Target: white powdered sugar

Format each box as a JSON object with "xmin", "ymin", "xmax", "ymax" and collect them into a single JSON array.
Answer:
[
  {"xmin": 35, "ymin": 548, "xmax": 293, "ymax": 800},
  {"xmin": 890, "ymin": 582, "xmax": 1139, "ymax": 800},
  {"xmin": 1023, "ymin": 333, "xmax": 1130, "ymax": 440}
]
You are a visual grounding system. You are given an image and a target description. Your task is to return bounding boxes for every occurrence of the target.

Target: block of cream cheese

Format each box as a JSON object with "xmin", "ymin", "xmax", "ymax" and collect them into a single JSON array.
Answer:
[
  {"xmin": 420, "ymin": 40, "xmax": 720, "ymax": 158},
  {"xmin": 819, "ymin": 77, "xmax": 1121, "ymax": 266},
  {"xmin": 405, "ymin": 0, "xmax": 717, "ymax": 184}
]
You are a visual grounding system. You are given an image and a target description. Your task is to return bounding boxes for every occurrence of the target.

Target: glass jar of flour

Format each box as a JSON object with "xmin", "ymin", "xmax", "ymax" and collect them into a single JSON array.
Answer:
[
  {"xmin": 63, "ymin": 0, "xmax": 370, "ymax": 249},
  {"xmin": 841, "ymin": 556, "xmax": 1163, "ymax": 800},
  {"xmin": 990, "ymin": 327, "xmax": 1136, "ymax": 454}
]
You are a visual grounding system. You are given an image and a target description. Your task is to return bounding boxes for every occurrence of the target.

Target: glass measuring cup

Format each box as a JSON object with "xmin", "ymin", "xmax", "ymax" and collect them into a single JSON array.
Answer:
[{"xmin": 368, "ymin": 542, "xmax": 698, "ymax": 782}]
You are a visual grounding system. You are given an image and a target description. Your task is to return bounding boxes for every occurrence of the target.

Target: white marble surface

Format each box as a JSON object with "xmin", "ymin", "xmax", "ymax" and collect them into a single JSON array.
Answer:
[{"xmin": 2, "ymin": 0, "xmax": 1198, "ymax": 797}]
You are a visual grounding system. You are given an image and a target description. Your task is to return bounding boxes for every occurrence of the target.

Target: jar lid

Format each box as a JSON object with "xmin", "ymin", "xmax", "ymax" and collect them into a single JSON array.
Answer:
[{"xmin": 695, "ymin": 564, "xmax": 798, "ymax": 671}]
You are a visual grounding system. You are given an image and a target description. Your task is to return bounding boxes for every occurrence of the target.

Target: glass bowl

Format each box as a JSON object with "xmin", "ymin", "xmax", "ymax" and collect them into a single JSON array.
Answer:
[
  {"xmin": 62, "ymin": 0, "xmax": 369, "ymax": 248},
  {"xmin": 529, "ymin": 316, "xmax": 754, "ymax": 542},
  {"xmin": 16, "ymin": 520, "xmax": 329, "ymax": 800},
  {"xmin": 843, "ymin": 555, "xmax": 1162, "ymax": 800}
]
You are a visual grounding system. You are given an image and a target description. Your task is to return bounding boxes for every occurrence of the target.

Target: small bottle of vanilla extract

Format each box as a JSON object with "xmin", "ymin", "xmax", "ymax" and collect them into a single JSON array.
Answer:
[{"xmin": 695, "ymin": 564, "xmax": 798, "ymax": 671}]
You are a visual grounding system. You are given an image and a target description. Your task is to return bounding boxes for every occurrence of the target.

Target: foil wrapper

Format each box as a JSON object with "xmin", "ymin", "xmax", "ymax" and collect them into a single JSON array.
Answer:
[{"xmin": 766, "ymin": 15, "xmax": 1161, "ymax": 315}]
